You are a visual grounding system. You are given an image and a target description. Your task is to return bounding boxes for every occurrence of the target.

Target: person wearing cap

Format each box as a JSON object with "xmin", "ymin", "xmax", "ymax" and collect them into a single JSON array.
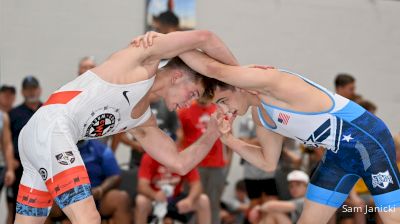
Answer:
[
  {"xmin": 248, "ymin": 170, "xmax": 309, "ymax": 224},
  {"xmin": 7, "ymin": 75, "xmax": 42, "ymax": 224}
]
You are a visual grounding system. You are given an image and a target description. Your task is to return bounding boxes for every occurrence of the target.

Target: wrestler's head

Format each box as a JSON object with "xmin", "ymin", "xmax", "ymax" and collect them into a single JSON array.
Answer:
[
  {"xmin": 201, "ymin": 77, "xmax": 251, "ymax": 117},
  {"xmin": 161, "ymin": 57, "xmax": 205, "ymax": 111}
]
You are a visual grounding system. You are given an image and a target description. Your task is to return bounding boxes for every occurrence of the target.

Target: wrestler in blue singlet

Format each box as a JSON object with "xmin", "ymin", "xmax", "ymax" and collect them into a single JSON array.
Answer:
[{"xmin": 257, "ymin": 69, "xmax": 400, "ymax": 209}]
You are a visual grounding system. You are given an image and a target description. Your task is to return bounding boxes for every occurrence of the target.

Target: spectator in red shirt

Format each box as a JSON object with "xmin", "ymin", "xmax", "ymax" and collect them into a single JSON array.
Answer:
[
  {"xmin": 177, "ymin": 99, "xmax": 232, "ymax": 224},
  {"xmin": 135, "ymin": 153, "xmax": 211, "ymax": 224}
]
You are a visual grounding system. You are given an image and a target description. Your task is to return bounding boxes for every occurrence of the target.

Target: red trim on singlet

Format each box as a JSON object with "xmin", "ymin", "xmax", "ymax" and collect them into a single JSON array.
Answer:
[
  {"xmin": 45, "ymin": 165, "xmax": 91, "ymax": 198},
  {"xmin": 17, "ymin": 184, "xmax": 53, "ymax": 208},
  {"xmin": 43, "ymin": 91, "xmax": 82, "ymax": 106}
]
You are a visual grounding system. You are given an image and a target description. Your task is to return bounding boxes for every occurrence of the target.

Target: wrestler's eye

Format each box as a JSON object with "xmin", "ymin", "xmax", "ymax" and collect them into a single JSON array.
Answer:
[
  {"xmin": 219, "ymin": 99, "xmax": 227, "ymax": 105},
  {"xmin": 215, "ymin": 97, "xmax": 228, "ymax": 105}
]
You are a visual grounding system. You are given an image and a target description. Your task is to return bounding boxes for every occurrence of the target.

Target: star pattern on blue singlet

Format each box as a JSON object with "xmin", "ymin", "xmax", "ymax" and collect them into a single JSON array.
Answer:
[{"xmin": 342, "ymin": 134, "xmax": 354, "ymax": 142}]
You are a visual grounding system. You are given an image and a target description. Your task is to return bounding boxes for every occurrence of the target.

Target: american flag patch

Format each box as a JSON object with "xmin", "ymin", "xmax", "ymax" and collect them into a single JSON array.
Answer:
[{"xmin": 278, "ymin": 113, "xmax": 290, "ymax": 125}]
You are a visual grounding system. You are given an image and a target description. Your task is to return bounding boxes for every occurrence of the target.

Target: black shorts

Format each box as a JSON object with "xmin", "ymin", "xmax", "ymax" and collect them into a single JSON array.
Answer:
[
  {"xmin": 244, "ymin": 178, "xmax": 278, "ymax": 199},
  {"xmin": 148, "ymin": 193, "xmax": 194, "ymax": 223},
  {"xmin": 165, "ymin": 193, "xmax": 194, "ymax": 222}
]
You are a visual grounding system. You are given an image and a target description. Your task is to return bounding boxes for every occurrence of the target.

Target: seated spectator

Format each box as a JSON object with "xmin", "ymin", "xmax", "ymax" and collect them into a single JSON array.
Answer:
[
  {"xmin": 220, "ymin": 180, "xmax": 250, "ymax": 224},
  {"xmin": 248, "ymin": 170, "xmax": 309, "ymax": 224},
  {"xmin": 135, "ymin": 153, "xmax": 210, "ymax": 224},
  {"xmin": 45, "ymin": 140, "xmax": 131, "ymax": 224}
]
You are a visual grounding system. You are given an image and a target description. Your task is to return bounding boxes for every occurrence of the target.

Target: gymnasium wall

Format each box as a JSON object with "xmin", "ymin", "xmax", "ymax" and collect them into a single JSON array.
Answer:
[{"xmin": 1, "ymin": 0, "xmax": 399, "ymax": 132}]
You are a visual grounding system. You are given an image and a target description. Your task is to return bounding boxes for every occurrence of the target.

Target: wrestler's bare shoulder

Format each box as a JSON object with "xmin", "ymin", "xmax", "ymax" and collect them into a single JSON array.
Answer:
[{"xmin": 91, "ymin": 46, "xmax": 159, "ymax": 84}]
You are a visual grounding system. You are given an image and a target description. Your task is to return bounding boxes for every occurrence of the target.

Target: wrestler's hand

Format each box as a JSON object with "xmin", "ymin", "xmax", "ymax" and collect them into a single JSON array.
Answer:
[
  {"xmin": 130, "ymin": 31, "xmax": 164, "ymax": 48},
  {"xmin": 4, "ymin": 169, "xmax": 15, "ymax": 187},
  {"xmin": 210, "ymin": 109, "xmax": 236, "ymax": 144},
  {"xmin": 216, "ymin": 110, "xmax": 235, "ymax": 135},
  {"xmin": 206, "ymin": 112, "xmax": 222, "ymax": 138}
]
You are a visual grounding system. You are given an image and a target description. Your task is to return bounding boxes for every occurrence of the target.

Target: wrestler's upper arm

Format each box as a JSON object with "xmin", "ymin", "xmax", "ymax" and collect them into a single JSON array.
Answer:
[
  {"xmin": 142, "ymin": 30, "xmax": 213, "ymax": 63},
  {"xmin": 128, "ymin": 115, "xmax": 157, "ymax": 138},
  {"xmin": 208, "ymin": 62, "xmax": 283, "ymax": 90}
]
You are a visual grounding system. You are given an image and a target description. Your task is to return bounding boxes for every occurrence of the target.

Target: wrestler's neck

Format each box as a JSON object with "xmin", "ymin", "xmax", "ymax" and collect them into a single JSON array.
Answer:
[
  {"xmin": 147, "ymin": 69, "xmax": 171, "ymax": 101},
  {"xmin": 242, "ymin": 89, "xmax": 262, "ymax": 107}
]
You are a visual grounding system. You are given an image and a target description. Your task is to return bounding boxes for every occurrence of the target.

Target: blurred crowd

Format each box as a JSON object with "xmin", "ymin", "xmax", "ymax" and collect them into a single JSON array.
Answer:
[
  {"xmin": 1, "ymin": 55, "xmax": 399, "ymax": 224},
  {"xmin": 1, "ymin": 9, "xmax": 399, "ymax": 224}
]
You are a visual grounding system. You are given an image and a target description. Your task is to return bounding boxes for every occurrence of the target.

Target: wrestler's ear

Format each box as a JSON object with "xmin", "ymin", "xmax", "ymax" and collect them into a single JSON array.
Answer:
[{"xmin": 171, "ymin": 70, "xmax": 184, "ymax": 84}]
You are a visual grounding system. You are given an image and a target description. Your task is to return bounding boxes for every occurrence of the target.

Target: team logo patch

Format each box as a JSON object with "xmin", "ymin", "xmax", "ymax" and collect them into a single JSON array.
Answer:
[
  {"xmin": 372, "ymin": 170, "xmax": 393, "ymax": 189},
  {"xmin": 86, "ymin": 113, "xmax": 115, "ymax": 137},
  {"xmin": 55, "ymin": 151, "xmax": 75, "ymax": 165},
  {"xmin": 84, "ymin": 106, "xmax": 121, "ymax": 138},
  {"xmin": 38, "ymin": 168, "xmax": 48, "ymax": 180}
]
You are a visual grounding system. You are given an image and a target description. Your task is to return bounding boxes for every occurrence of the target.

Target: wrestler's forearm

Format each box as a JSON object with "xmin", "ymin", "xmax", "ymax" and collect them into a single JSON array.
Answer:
[
  {"xmin": 223, "ymin": 135, "xmax": 277, "ymax": 172},
  {"xmin": 132, "ymin": 125, "xmax": 220, "ymax": 176},
  {"xmin": 179, "ymin": 33, "xmax": 239, "ymax": 71},
  {"xmin": 200, "ymin": 32, "xmax": 239, "ymax": 66},
  {"xmin": 177, "ymin": 128, "xmax": 221, "ymax": 175}
]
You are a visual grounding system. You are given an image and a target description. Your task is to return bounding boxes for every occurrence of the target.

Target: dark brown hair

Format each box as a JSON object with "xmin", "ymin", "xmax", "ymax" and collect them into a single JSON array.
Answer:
[
  {"xmin": 235, "ymin": 179, "xmax": 246, "ymax": 192},
  {"xmin": 335, "ymin": 73, "xmax": 355, "ymax": 88},
  {"xmin": 163, "ymin": 57, "xmax": 202, "ymax": 81},
  {"xmin": 164, "ymin": 57, "xmax": 235, "ymax": 100},
  {"xmin": 201, "ymin": 76, "xmax": 235, "ymax": 100},
  {"xmin": 0, "ymin": 85, "xmax": 16, "ymax": 94}
]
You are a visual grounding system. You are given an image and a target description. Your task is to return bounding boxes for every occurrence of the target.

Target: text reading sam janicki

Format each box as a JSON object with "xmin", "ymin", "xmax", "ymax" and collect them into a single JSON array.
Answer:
[{"xmin": 342, "ymin": 205, "xmax": 396, "ymax": 214}]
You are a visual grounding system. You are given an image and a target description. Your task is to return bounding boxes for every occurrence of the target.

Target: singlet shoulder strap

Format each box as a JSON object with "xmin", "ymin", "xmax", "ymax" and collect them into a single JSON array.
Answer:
[
  {"xmin": 259, "ymin": 69, "xmax": 336, "ymax": 115},
  {"xmin": 257, "ymin": 106, "xmax": 277, "ymax": 130}
]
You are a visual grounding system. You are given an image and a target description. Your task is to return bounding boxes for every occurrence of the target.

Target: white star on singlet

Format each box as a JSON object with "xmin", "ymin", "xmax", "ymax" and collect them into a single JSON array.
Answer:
[{"xmin": 342, "ymin": 134, "xmax": 354, "ymax": 142}]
